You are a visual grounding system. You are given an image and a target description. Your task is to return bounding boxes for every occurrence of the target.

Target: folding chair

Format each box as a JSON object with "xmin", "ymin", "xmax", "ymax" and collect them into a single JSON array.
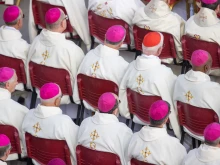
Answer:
[
  {"xmin": 131, "ymin": 158, "xmax": 155, "ymax": 165},
  {"xmin": 76, "ymin": 145, "xmax": 121, "ymax": 165}
]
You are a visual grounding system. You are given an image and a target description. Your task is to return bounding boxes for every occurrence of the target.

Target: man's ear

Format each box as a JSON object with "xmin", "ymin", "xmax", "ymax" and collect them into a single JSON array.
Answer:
[{"xmin": 5, "ymin": 82, "xmax": 10, "ymax": 90}]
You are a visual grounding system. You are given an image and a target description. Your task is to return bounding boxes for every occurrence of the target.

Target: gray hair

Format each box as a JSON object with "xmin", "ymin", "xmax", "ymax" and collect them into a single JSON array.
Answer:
[
  {"xmin": 0, "ymin": 144, "xmax": 11, "ymax": 158},
  {"xmin": 104, "ymin": 27, "xmax": 126, "ymax": 46},
  {"xmin": 205, "ymin": 138, "xmax": 220, "ymax": 147},
  {"xmin": 46, "ymin": 10, "xmax": 65, "ymax": 30},
  {"xmin": 5, "ymin": 10, "xmax": 22, "ymax": 26},
  {"xmin": 0, "ymin": 70, "xmax": 16, "ymax": 88}
]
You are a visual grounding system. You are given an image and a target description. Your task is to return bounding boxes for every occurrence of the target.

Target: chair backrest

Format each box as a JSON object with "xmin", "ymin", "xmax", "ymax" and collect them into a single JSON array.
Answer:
[
  {"xmin": 0, "ymin": 55, "xmax": 26, "ymax": 84},
  {"xmin": 0, "ymin": 125, "xmax": 21, "ymax": 155},
  {"xmin": 88, "ymin": 10, "xmax": 131, "ymax": 45},
  {"xmin": 181, "ymin": 35, "xmax": 220, "ymax": 69},
  {"xmin": 133, "ymin": 25, "xmax": 177, "ymax": 60},
  {"xmin": 29, "ymin": 61, "xmax": 72, "ymax": 96},
  {"xmin": 177, "ymin": 101, "xmax": 219, "ymax": 136},
  {"xmin": 32, "ymin": 0, "xmax": 73, "ymax": 33},
  {"xmin": 131, "ymin": 158, "xmax": 155, "ymax": 165},
  {"xmin": 77, "ymin": 74, "xmax": 119, "ymax": 109},
  {"xmin": 127, "ymin": 88, "xmax": 162, "ymax": 123},
  {"xmin": 25, "ymin": 132, "xmax": 71, "ymax": 165},
  {"xmin": 76, "ymin": 145, "xmax": 121, "ymax": 165}
]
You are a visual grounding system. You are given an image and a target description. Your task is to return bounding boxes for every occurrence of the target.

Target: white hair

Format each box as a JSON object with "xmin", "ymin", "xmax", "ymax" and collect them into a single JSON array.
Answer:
[
  {"xmin": 142, "ymin": 32, "xmax": 164, "ymax": 55},
  {"xmin": 40, "ymin": 86, "xmax": 62, "ymax": 104},
  {"xmin": 0, "ymin": 70, "xmax": 16, "ymax": 88}
]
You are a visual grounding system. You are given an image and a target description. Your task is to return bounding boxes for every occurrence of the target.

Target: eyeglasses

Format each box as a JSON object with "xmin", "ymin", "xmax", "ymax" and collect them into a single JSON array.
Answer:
[
  {"xmin": 22, "ymin": 14, "xmax": 25, "ymax": 18},
  {"xmin": 62, "ymin": 15, "xmax": 68, "ymax": 21}
]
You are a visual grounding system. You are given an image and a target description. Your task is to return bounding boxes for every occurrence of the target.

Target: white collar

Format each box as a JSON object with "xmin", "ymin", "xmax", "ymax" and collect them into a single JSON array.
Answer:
[
  {"xmin": 95, "ymin": 44, "xmax": 119, "ymax": 57},
  {"xmin": 0, "ymin": 88, "xmax": 11, "ymax": 100},
  {"xmin": 141, "ymin": 54, "xmax": 159, "ymax": 59},
  {"xmin": 196, "ymin": 144, "xmax": 220, "ymax": 162},
  {"xmin": 134, "ymin": 55, "xmax": 161, "ymax": 70},
  {"xmin": 91, "ymin": 112, "xmax": 119, "ymax": 125},
  {"xmin": 33, "ymin": 104, "xmax": 62, "ymax": 119},
  {"xmin": 4, "ymin": 26, "xmax": 18, "ymax": 31},
  {"xmin": 185, "ymin": 70, "xmax": 210, "ymax": 82},
  {"xmin": 0, "ymin": 26, "xmax": 22, "ymax": 41}
]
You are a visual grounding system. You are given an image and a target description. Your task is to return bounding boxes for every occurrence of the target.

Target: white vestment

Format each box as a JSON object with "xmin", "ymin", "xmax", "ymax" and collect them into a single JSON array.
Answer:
[
  {"xmin": 29, "ymin": 0, "xmax": 91, "ymax": 50},
  {"xmin": 22, "ymin": 104, "xmax": 79, "ymax": 165},
  {"xmin": 0, "ymin": 26, "xmax": 30, "ymax": 91},
  {"xmin": 73, "ymin": 44, "xmax": 128, "ymax": 111},
  {"xmin": 0, "ymin": 88, "xmax": 29, "ymax": 161},
  {"xmin": 173, "ymin": 70, "xmax": 220, "ymax": 140},
  {"xmin": 182, "ymin": 144, "xmax": 220, "ymax": 165},
  {"xmin": 77, "ymin": 112, "xmax": 133, "ymax": 165},
  {"xmin": 0, "ymin": 161, "xmax": 7, "ymax": 165},
  {"xmin": 27, "ymin": 29, "xmax": 84, "ymax": 104},
  {"xmin": 2, "ymin": 0, "xmax": 14, "ymax": 5},
  {"xmin": 132, "ymin": 0, "xmax": 185, "ymax": 63},
  {"xmin": 119, "ymin": 55, "xmax": 181, "ymax": 139},
  {"xmin": 127, "ymin": 126, "xmax": 186, "ymax": 165}
]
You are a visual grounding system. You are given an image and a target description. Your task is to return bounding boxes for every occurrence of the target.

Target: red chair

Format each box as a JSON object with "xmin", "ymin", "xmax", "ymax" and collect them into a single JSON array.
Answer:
[
  {"xmin": 177, "ymin": 101, "xmax": 219, "ymax": 148},
  {"xmin": 32, "ymin": 0, "xmax": 81, "ymax": 45},
  {"xmin": 127, "ymin": 88, "xmax": 162, "ymax": 131},
  {"xmin": 181, "ymin": 35, "xmax": 220, "ymax": 74},
  {"xmin": 0, "ymin": 125, "xmax": 22, "ymax": 160},
  {"xmin": 77, "ymin": 73, "xmax": 119, "ymax": 124},
  {"xmin": 131, "ymin": 158, "xmax": 155, "ymax": 165},
  {"xmin": 133, "ymin": 25, "xmax": 177, "ymax": 64},
  {"xmin": 76, "ymin": 145, "xmax": 121, "ymax": 165},
  {"xmin": 25, "ymin": 132, "xmax": 71, "ymax": 165},
  {"xmin": 88, "ymin": 10, "xmax": 131, "ymax": 50},
  {"xmin": 0, "ymin": 55, "xmax": 28, "ymax": 91}
]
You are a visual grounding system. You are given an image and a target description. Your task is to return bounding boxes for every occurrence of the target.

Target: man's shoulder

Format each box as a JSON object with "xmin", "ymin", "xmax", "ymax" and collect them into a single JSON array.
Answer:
[{"xmin": 7, "ymin": 99, "xmax": 29, "ymax": 111}]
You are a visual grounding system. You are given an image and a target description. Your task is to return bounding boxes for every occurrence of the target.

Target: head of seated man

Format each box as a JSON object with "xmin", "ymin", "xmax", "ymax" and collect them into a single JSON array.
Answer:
[
  {"xmin": 104, "ymin": 25, "xmax": 126, "ymax": 50},
  {"xmin": 98, "ymin": 92, "xmax": 120, "ymax": 117},
  {"xmin": 0, "ymin": 134, "xmax": 11, "ymax": 162},
  {"xmin": 149, "ymin": 100, "xmax": 171, "ymax": 128},
  {"xmin": 3, "ymin": 5, "xmax": 24, "ymax": 30},
  {"xmin": 47, "ymin": 158, "xmax": 66, "ymax": 165},
  {"xmin": 201, "ymin": 0, "xmax": 220, "ymax": 13},
  {"xmin": 45, "ymin": 8, "xmax": 68, "ymax": 33},
  {"xmin": 191, "ymin": 49, "xmax": 212, "ymax": 75},
  {"xmin": 142, "ymin": 32, "xmax": 164, "ymax": 57},
  {"xmin": 40, "ymin": 83, "xmax": 62, "ymax": 107},
  {"xmin": 204, "ymin": 123, "xmax": 220, "ymax": 148},
  {"xmin": 0, "ymin": 67, "xmax": 18, "ymax": 93}
]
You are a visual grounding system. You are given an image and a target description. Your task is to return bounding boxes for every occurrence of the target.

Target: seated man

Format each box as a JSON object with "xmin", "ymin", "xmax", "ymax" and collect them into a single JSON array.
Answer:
[
  {"xmin": 0, "ymin": 6, "xmax": 29, "ymax": 91},
  {"xmin": 119, "ymin": 32, "xmax": 181, "ymax": 139},
  {"xmin": 29, "ymin": 0, "xmax": 91, "ymax": 50},
  {"xmin": 182, "ymin": 123, "xmax": 220, "ymax": 164},
  {"xmin": 22, "ymin": 83, "xmax": 78, "ymax": 165},
  {"xmin": 0, "ymin": 67, "xmax": 29, "ymax": 161},
  {"xmin": 132, "ymin": 0, "xmax": 185, "ymax": 63},
  {"xmin": 127, "ymin": 100, "xmax": 186, "ymax": 165},
  {"xmin": 0, "ymin": 134, "xmax": 11, "ymax": 165},
  {"xmin": 173, "ymin": 50, "xmax": 220, "ymax": 140},
  {"xmin": 27, "ymin": 8, "xmax": 84, "ymax": 104},
  {"xmin": 77, "ymin": 92, "xmax": 133, "ymax": 165},
  {"xmin": 73, "ymin": 25, "xmax": 129, "ymax": 111},
  {"xmin": 47, "ymin": 158, "xmax": 66, "ymax": 165}
]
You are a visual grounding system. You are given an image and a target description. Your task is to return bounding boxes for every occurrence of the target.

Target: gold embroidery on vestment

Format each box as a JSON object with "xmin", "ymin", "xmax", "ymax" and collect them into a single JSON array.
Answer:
[
  {"xmin": 41, "ymin": 50, "xmax": 50, "ymax": 64},
  {"xmin": 33, "ymin": 122, "xmax": 41, "ymax": 136},
  {"xmin": 140, "ymin": 147, "xmax": 151, "ymax": 161},
  {"xmin": 89, "ymin": 130, "xmax": 100, "ymax": 150},
  {"xmin": 200, "ymin": 13, "xmax": 207, "ymax": 22},
  {"xmin": 149, "ymin": 4, "xmax": 157, "ymax": 12},
  {"xmin": 185, "ymin": 91, "xmax": 193, "ymax": 102},
  {"xmin": 136, "ymin": 74, "xmax": 144, "ymax": 94},
  {"xmin": 92, "ymin": 61, "xmax": 100, "ymax": 77}
]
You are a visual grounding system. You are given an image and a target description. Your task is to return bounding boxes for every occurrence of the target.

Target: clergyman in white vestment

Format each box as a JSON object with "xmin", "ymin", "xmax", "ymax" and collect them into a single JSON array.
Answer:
[
  {"xmin": 173, "ymin": 49, "xmax": 220, "ymax": 141},
  {"xmin": 2, "ymin": 0, "xmax": 14, "ymax": 5},
  {"xmin": 127, "ymin": 100, "xmax": 186, "ymax": 165},
  {"xmin": 132, "ymin": 0, "xmax": 185, "ymax": 63},
  {"xmin": 0, "ymin": 67, "xmax": 29, "ymax": 161},
  {"xmin": 0, "ymin": 6, "xmax": 30, "ymax": 91},
  {"xmin": 0, "ymin": 134, "xmax": 12, "ymax": 165},
  {"xmin": 119, "ymin": 32, "xmax": 181, "ymax": 139},
  {"xmin": 22, "ymin": 83, "xmax": 79, "ymax": 165},
  {"xmin": 73, "ymin": 25, "xmax": 128, "ymax": 111},
  {"xmin": 27, "ymin": 8, "xmax": 84, "ymax": 104},
  {"xmin": 182, "ymin": 123, "xmax": 220, "ymax": 165},
  {"xmin": 29, "ymin": 0, "xmax": 91, "ymax": 50},
  {"xmin": 77, "ymin": 93, "xmax": 133, "ymax": 165}
]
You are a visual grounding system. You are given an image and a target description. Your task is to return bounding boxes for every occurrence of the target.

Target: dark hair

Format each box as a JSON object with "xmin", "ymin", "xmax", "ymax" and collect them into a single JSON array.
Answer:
[
  {"xmin": 100, "ymin": 100, "xmax": 119, "ymax": 114},
  {"xmin": 105, "ymin": 39, "xmax": 124, "ymax": 46},
  {"xmin": 201, "ymin": 1, "xmax": 219, "ymax": 10}
]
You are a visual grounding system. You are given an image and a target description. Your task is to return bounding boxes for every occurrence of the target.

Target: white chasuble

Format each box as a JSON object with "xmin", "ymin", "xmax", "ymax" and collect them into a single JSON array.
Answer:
[
  {"xmin": 26, "ymin": 29, "xmax": 84, "ymax": 104},
  {"xmin": 132, "ymin": 0, "xmax": 185, "ymax": 63},
  {"xmin": 119, "ymin": 55, "xmax": 181, "ymax": 139},
  {"xmin": 0, "ymin": 161, "xmax": 6, "ymax": 165},
  {"xmin": 73, "ymin": 44, "xmax": 128, "ymax": 111},
  {"xmin": 173, "ymin": 70, "xmax": 220, "ymax": 140},
  {"xmin": 29, "ymin": 0, "xmax": 91, "ymax": 50},
  {"xmin": 2, "ymin": 0, "xmax": 14, "ymax": 5},
  {"xmin": 0, "ymin": 88, "xmax": 29, "ymax": 161},
  {"xmin": 22, "ymin": 104, "xmax": 79, "ymax": 165},
  {"xmin": 77, "ymin": 112, "xmax": 133, "ymax": 165},
  {"xmin": 127, "ymin": 126, "xmax": 186, "ymax": 165},
  {"xmin": 0, "ymin": 26, "xmax": 30, "ymax": 91},
  {"xmin": 182, "ymin": 144, "xmax": 220, "ymax": 165}
]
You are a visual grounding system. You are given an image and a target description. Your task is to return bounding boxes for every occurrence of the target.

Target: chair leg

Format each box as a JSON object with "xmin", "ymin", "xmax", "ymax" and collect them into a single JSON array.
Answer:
[
  {"xmin": 198, "ymin": 140, "xmax": 201, "ymax": 146},
  {"xmin": 30, "ymin": 91, "xmax": 37, "ymax": 109},
  {"xmin": 131, "ymin": 121, "xmax": 135, "ymax": 131},
  {"xmin": 76, "ymin": 105, "xmax": 81, "ymax": 126},
  {"xmin": 135, "ymin": 50, "xmax": 142, "ymax": 59},
  {"xmin": 27, "ymin": 158, "xmax": 33, "ymax": 165},
  {"xmin": 181, "ymin": 61, "xmax": 186, "ymax": 74},
  {"xmin": 192, "ymin": 137, "xmax": 196, "ymax": 149},
  {"xmin": 180, "ymin": 127, "xmax": 185, "ymax": 144},
  {"xmin": 79, "ymin": 104, "xmax": 85, "ymax": 125},
  {"xmin": 126, "ymin": 119, "xmax": 130, "ymax": 126},
  {"xmin": 90, "ymin": 36, "xmax": 95, "ymax": 50}
]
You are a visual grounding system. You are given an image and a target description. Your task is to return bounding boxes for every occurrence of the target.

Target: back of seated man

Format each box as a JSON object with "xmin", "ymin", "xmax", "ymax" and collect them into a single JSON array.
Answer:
[
  {"xmin": 173, "ymin": 50, "xmax": 220, "ymax": 140},
  {"xmin": 0, "ymin": 134, "xmax": 11, "ymax": 165},
  {"xmin": 73, "ymin": 25, "xmax": 129, "ymax": 111},
  {"xmin": 0, "ymin": 6, "xmax": 29, "ymax": 91},
  {"xmin": 0, "ymin": 67, "xmax": 29, "ymax": 161},
  {"xmin": 22, "ymin": 83, "xmax": 79, "ymax": 165},
  {"xmin": 27, "ymin": 8, "xmax": 84, "ymax": 104},
  {"xmin": 127, "ymin": 100, "xmax": 186, "ymax": 165},
  {"xmin": 132, "ymin": 0, "xmax": 185, "ymax": 63},
  {"xmin": 182, "ymin": 123, "xmax": 220, "ymax": 165},
  {"xmin": 77, "ymin": 92, "xmax": 133, "ymax": 165}
]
